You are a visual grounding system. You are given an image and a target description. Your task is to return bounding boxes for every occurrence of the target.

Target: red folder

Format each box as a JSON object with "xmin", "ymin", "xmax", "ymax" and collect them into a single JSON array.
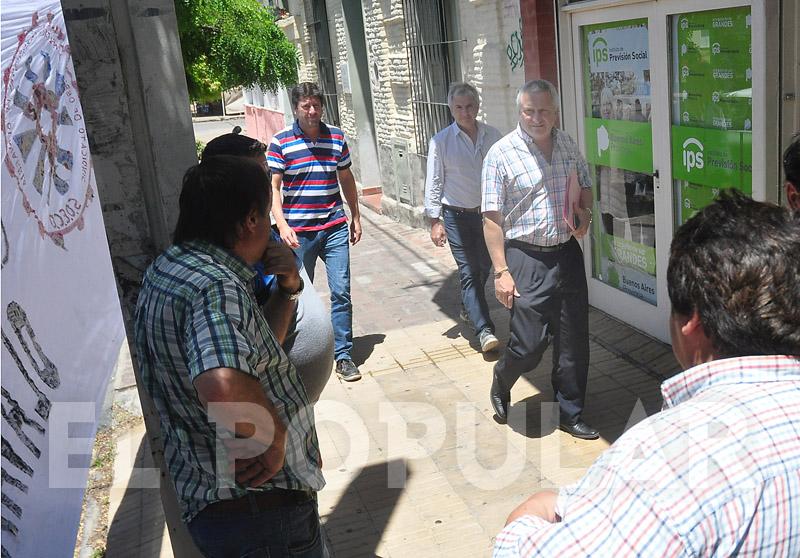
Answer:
[{"xmin": 563, "ymin": 170, "xmax": 581, "ymax": 231}]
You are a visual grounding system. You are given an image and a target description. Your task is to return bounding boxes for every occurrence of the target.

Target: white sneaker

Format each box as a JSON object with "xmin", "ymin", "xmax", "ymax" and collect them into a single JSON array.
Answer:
[{"xmin": 479, "ymin": 330, "xmax": 500, "ymax": 352}]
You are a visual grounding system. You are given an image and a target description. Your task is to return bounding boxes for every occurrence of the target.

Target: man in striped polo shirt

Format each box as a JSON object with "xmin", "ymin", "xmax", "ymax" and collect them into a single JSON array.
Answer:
[
  {"xmin": 269, "ymin": 82, "xmax": 363, "ymax": 382},
  {"xmin": 494, "ymin": 192, "xmax": 800, "ymax": 557}
]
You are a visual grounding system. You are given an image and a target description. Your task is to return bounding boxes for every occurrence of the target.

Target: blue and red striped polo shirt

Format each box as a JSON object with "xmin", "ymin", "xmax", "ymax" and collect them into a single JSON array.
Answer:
[{"xmin": 267, "ymin": 120, "xmax": 352, "ymax": 231}]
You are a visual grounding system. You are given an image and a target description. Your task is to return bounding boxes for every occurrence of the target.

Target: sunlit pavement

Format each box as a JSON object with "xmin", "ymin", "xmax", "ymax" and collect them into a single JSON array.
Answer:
[{"xmin": 104, "ymin": 206, "xmax": 680, "ymax": 557}]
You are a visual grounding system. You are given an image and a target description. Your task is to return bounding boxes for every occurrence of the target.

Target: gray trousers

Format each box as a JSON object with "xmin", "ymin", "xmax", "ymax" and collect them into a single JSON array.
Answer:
[{"xmin": 494, "ymin": 237, "xmax": 590, "ymax": 423}]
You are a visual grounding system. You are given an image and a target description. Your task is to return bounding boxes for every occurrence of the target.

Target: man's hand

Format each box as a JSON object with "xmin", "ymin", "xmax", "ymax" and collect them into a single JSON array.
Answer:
[
  {"xmin": 495, "ymin": 271, "xmax": 520, "ymax": 309},
  {"xmin": 195, "ymin": 368, "xmax": 289, "ymax": 488},
  {"xmin": 261, "ymin": 238, "xmax": 301, "ymax": 293},
  {"xmin": 571, "ymin": 207, "xmax": 592, "ymax": 240},
  {"xmin": 505, "ymin": 490, "xmax": 559, "ymax": 525},
  {"xmin": 225, "ymin": 434, "xmax": 286, "ymax": 487},
  {"xmin": 349, "ymin": 216, "xmax": 362, "ymax": 245},
  {"xmin": 430, "ymin": 219, "xmax": 447, "ymax": 247},
  {"xmin": 277, "ymin": 224, "xmax": 300, "ymax": 249}
]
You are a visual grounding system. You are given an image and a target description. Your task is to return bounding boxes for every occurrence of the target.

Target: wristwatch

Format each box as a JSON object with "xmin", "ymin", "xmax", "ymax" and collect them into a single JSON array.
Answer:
[{"xmin": 279, "ymin": 277, "xmax": 304, "ymax": 301}]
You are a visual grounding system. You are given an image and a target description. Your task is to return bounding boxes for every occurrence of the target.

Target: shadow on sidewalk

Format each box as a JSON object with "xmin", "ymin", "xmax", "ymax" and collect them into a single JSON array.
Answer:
[
  {"xmin": 105, "ymin": 438, "xmax": 172, "ymax": 557},
  {"xmin": 322, "ymin": 459, "xmax": 408, "ymax": 557},
  {"xmin": 504, "ymin": 393, "xmax": 559, "ymax": 439},
  {"xmin": 431, "ymin": 270, "xmax": 508, "ymax": 356},
  {"xmin": 352, "ymin": 333, "xmax": 386, "ymax": 366}
]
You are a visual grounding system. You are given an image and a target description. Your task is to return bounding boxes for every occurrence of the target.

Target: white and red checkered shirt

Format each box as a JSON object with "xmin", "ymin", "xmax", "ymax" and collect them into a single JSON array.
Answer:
[
  {"xmin": 481, "ymin": 125, "xmax": 592, "ymax": 246},
  {"xmin": 494, "ymin": 355, "xmax": 800, "ymax": 557}
]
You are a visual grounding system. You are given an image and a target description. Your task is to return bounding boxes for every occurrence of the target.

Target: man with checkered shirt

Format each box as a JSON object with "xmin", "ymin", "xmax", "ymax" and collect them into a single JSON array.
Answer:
[
  {"xmin": 495, "ymin": 192, "xmax": 800, "ymax": 557},
  {"xmin": 482, "ymin": 79, "xmax": 598, "ymax": 440}
]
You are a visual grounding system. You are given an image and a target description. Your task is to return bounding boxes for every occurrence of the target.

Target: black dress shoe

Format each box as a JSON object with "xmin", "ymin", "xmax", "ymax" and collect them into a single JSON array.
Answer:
[
  {"xmin": 490, "ymin": 374, "xmax": 510, "ymax": 423},
  {"xmin": 559, "ymin": 420, "xmax": 599, "ymax": 440}
]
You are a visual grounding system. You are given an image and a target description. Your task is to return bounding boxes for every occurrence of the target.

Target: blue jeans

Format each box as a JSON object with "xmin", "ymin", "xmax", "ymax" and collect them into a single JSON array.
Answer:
[
  {"xmin": 297, "ymin": 222, "xmax": 353, "ymax": 361},
  {"xmin": 443, "ymin": 207, "xmax": 494, "ymax": 335},
  {"xmin": 188, "ymin": 496, "xmax": 326, "ymax": 557}
]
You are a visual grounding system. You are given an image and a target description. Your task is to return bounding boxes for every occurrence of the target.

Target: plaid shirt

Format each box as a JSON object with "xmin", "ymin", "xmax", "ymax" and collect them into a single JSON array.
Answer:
[
  {"xmin": 133, "ymin": 241, "xmax": 324, "ymax": 523},
  {"xmin": 494, "ymin": 355, "xmax": 800, "ymax": 557},
  {"xmin": 481, "ymin": 126, "xmax": 591, "ymax": 246}
]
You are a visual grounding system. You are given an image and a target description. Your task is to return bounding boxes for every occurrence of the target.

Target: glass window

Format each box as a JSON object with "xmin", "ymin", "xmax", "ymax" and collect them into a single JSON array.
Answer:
[
  {"xmin": 670, "ymin": 7, "xmax": 752, "ymax": 224},
  {"xmin": 581, "ymin": 19, "xmax": 657, "ymax": 305}
]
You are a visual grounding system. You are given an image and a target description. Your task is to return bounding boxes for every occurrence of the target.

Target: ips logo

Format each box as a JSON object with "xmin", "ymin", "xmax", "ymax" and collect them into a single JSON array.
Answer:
[
  {"xmin": 680, "ymin": 18, "xmax": 689, "ymax": 30},
  {"xmin": 682, "ymin": 138, "xmax": 704, "ymax": 172},
  {"xmin": 712, "ymin": 91, "xmax": 720, "ymax": 103},
  {"xmin": 712, "ymin": 42, "xmax": 721, "ymax": 54},
  {"xmin": 591, "ymin": 37, "xmax": 608, "ymax": 64}
]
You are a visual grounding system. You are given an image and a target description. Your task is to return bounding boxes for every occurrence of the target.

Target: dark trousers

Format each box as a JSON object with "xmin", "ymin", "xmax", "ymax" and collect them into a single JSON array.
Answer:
[
  {"xmin": 494, "ymin": 237, "xmax": 590, "ymax": 423},
  {"xmin": 442, "ymin": 206, "xmax": 494, "ymax": 335},
  {"xmin": 187, "ymin": 492, "xmax": 325, "ymax": 557}
]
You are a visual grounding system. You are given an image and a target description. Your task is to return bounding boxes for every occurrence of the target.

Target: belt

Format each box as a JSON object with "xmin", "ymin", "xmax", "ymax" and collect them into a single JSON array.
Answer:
[
  {"xmin": 507, "ymin": 238, "xmax": 572, "ymax": 253},
  {"xmin": 201, "ymin": 488, "xmax": 314, "ymax": 516},
  {"xmin": 442, "ymin": 204, "xmax": 481, "ymax": 214}
]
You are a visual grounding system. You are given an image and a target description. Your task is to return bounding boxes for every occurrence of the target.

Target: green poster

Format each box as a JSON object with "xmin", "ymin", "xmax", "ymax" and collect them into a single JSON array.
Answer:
[
  {"xmin": 672, "ymin": 7, "xmax": 752, "ymax": 224},
  {"xmin": 671, "ymin": 125, "xmax": 752, "ymax": 189},
  {"xmin": 602, "ymin": 234, "xmax": 656, "ymax": 275},
  {"xmin": 674, "ymin": 7, "xmax": 752, "ymax": 131},
  {"xmin": 584, "ymin": 119, "xmax": 653, "ymax": 173},
  {"xmin": 582, "ymin": 18, "xmax": 657, "ymax": 306},
  {"xmin": 595, "ymin": 233, "xmax": 657, "ymax": 304},
  {"xmin": 679, "ymin": 183, "xmax": 713, "ymax": 224}
]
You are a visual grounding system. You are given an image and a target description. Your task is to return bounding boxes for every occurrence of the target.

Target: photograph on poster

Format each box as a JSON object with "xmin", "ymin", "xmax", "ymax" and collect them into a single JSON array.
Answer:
[{"xmin": 582, "ymin": 19, "xmax": 657, "ymax": 305}]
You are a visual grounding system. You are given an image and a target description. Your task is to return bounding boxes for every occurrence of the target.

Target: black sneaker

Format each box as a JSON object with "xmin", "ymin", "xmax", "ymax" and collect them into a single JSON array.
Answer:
[{"xmin": 335, "ymin": 359, "xmax": 362, "ymax": 382}]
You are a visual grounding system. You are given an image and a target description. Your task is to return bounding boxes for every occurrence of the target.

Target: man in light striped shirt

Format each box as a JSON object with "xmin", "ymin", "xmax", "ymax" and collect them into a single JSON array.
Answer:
[
  {"xmin": 268, "ymin": 82, "xmax": 362, "ymax": 382},
  {"xmin": 482, "ymin": 79, "xmax": 597, "ymax": 439},
  {"xmin": 494, "ymin": 192, "xmax": 800, "ymax": 557}
]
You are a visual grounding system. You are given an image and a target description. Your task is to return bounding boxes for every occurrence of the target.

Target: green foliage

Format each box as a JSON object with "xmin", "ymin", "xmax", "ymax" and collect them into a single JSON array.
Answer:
[
  {"xmin": 196, "ymin": 140, "xmax": 206, "ymax": 160},
  {"xmin": 175, "ymin": 0, "xmax": 299, "ymax": 102}
]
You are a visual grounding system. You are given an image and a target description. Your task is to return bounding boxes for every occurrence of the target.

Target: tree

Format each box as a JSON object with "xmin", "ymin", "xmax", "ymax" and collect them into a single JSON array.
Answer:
[{"xmin": 175, "ymin": 0, "xmax": 298, "ymax": 102}]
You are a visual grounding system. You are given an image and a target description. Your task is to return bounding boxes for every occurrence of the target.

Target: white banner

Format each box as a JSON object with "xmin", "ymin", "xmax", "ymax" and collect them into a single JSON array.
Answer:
[
  {"xmin": 1, "ymin": 2, "xmax": 126, "ymax": 556},
  {"xmin": 587, "ymin": 23, "xmax": 650, "ymax": 74}
]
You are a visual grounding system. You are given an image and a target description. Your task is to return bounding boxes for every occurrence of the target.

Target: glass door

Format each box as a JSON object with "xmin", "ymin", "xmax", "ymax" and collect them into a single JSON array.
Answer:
[
  {"xmin": 570, "ymin": 0, "xmax": 761, "ymax": 343},
  {"xmin": 572, "ymin": 4, "xmax": 671, "ymax": 341}
]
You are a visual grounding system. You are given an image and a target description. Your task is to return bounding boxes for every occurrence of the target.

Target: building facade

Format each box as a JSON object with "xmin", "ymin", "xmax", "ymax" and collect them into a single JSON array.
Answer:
[
  {"xmin": 249, "ymin": 0, "xmax": 798, "ymax": 343},
  {"xmin": 249, "ymin": 0, "xmax": 528, "ymax": 225}
]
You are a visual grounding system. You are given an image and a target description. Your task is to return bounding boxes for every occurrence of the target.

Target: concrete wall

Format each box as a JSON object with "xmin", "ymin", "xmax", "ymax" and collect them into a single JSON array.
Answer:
[
  {"xmin": 456, "ymin": 0, "xmax": 527, "ymax": 134},
  {"xmin": 62, "ymin": 0, "xmax": 201, "ymax": 554},
  {"xmin": 244, "ymin": 105, "xmax": 287, "ymax": 145}
]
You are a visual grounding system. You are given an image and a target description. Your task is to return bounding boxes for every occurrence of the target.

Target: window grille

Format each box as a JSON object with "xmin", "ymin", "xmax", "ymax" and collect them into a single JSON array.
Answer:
[
  {"xmin": 308, "ymin": 0, "xmax": 340, "ymax": 126},
  {"xmin": 402, "ymin": 0, "xmax": 460, "ymax": 154}
]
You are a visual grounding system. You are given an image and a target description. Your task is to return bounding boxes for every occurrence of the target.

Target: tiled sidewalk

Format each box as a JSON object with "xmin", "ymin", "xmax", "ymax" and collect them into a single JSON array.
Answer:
[{"xmin": 103, "ymin": 208, "xmax": 680, "ymax": 557}]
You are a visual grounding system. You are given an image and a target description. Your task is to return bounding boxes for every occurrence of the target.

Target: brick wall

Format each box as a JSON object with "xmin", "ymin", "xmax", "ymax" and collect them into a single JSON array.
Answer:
[
  {"xmin": 282, "ymin": 0, "xmax": 318, "ymax": 84},
  {"xmin": 328, "ymin": 1, "xmax": 358, "ymax": 138},
  {"xmin": 456, "ymin": 0, "xmax": 526, "ymax": 134},
  {"xmin": 361, "ymin": 0, "xmax": 415, "ymax": 149}
]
